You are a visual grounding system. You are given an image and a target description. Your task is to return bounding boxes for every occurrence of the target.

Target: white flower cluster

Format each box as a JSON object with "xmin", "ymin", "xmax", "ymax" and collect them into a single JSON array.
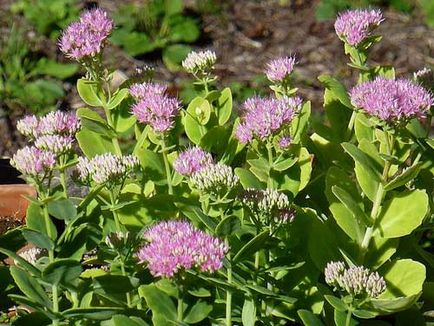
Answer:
[
  {"xmin": 182, "ymin": 50, "xmax": 217, "ymax": 74},
  {"xmin": 77, "ymin": 153, "xmax": 139, "ymax": 184},
  {"xmin": 325, "ymin": 261, "xmax": 386, "ymax": 298},
  {"xmin": 191, "ymin": 162, "xmax": 239, "ymax": 196}
]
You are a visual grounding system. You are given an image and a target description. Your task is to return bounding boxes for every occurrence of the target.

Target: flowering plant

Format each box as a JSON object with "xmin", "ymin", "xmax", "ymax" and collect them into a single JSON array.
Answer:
[{"xmin": 1, "ymin": 7, "xmax": 433, "ymax": 326}]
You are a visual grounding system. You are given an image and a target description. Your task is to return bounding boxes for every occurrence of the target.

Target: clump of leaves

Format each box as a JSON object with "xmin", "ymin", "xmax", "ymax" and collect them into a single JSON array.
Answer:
[
  {"xmin": 11, "ymin": 0, "xmax": 80, "ymax": 39},
  {"xmin": 111, "ymin": 0, "xmax": 201, "ymax": 70},
  {"xmin": 0, "ymin": 25, "xmax": 78, "ymax": 114}
]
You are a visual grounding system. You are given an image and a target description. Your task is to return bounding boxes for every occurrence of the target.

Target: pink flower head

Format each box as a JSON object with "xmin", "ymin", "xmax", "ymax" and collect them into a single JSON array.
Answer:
[
  {"xmin": 11, "ymin": 146, "xmax": 56, "ymax": 177},
  {"xmin": 137, "ymin": 220, "xmax": 228, "ymax": 278},
  {"xmin": 129, "ymin": 82, "xmax": 168, "ymax": 100},
  {"xmin": 131, "ymin": 83, "xmax": 180, "ymax": 133},
  {"xmin": 173, "ymin": 147, "xmax": 213, "ymax": 176},
  {"xmin": 265, "ymin": 56, "xmax": 296, "ymax": 82},
  {"xmin": 59, "ymin": 8, "xmax": 113, "ymax": 61},
  {"xmin": 350, "ymin": 77, "xmax": 434, "ymax": 123},
  {"xmin": 16, "ymin": 115, "xmax": 39, "ymax": 139},
  {"xmin": 38, "ymin": 111, "xmax": 80, "ymax": 136},
  {"xmin": 278, "ymin": 135, "xmax": 292, "ymax": 150},
  {"xmin": 334, "ymin": 9, "xmax": 383, "ymax": 46},
  {"xmin": 235, "ymin": 96, "xmax": 302, "ymax": 144},
  {"xmin": 35, "ymin": 135, "xmax": 74, "ymax": 154}
]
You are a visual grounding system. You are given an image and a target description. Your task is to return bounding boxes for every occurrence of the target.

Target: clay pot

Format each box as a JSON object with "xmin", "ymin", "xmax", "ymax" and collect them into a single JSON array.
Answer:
[{"xmin": 0, "ymin": 184, "xmax": 36, "ymax": 223}]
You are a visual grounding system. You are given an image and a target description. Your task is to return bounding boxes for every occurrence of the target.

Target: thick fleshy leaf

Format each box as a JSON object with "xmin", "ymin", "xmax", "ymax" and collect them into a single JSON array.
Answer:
[
  {"xmin": 42, "ymin": 259, "xmax": 82, "ymax": 286},
  {"xmin": 217, "ymin": 87, "xmax": 233, "ymax": 125},
  {"xmin": 10, "ymin": 266, "xmax": 51, "ymax": 308},
  {"xmin": 138, "ymin": 285, "xmax": 177, "ymax": 322},
  {"xmin": 376, "ymin": 189, "xmax": 428, "ymax": 238}
]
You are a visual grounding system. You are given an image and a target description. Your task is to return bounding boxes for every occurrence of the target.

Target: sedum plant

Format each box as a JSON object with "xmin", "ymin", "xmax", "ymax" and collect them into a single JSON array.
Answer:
[{"xmin": 0, "ymin": 7, "xmax": 433, "ymax": 326}]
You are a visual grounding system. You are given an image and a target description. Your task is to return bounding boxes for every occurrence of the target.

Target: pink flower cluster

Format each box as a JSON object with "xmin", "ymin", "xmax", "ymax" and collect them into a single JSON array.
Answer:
[
  {"xmin": 137, "ymin": 220, "xmax": 228, "ymax": 278},
  {"xmin": 173, "ymin": 147, "xmax": 214, "ymax": 176},
  {"xmin": 265, "ymin": 56, "xmax": 296, "ymax": 83},
  {"xmin": 130, "ymin": 82, "xmax": 181, "ymax": 133},
  {"xmin": 35, "ymin": 135, "xmax": 74, "ymax": 155},
  {"xmin": 11, "ymin": 146, "xmax": 56, "ymax": 177},
  {"xmin": 350, "ymin": 77, "xmax": 434, "ymax": 123},
  {"xmin": 334, "ymin": 9, "xmax": 383, "ymax": 46},
  {"xmin": 235, "ymin": 96, "xmax": 302, "ymax": 144},
  {"xmin": 77, "ymin": 153, "xmax": 139, "ymax": 185},
  {"xmin": 17, "ymin": 111, "xmax": 80, "ymax": 139},
  {"xmin": 59, "ymin": 8, "xmax": 114, "ymax": 61},
  {"xmin": 13, "ymin": 111, "xmax": 80, "ymax": 177}
]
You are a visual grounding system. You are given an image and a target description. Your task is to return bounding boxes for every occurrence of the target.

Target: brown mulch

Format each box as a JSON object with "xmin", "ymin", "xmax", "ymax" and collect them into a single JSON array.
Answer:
[{"xmin": 1, "ymin": 0, "xmax": 433, "ymax": 157}]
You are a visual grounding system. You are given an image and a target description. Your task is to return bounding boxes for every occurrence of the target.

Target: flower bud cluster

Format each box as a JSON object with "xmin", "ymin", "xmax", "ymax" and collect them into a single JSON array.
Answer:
[
  {"xmin": 18, "ymin": 247, "xmax": 47, "ymax": 265},
  {"xmin": 13, "ymin": 111, "xmax": 80, "ymax": 178},
  {"xmin": 325, "ymin": 261, "xmax": 386, "ymax": 299},
  {"xmin": 190, "ymin": 162, "xmax": 239, "ymax": 196},
  {"xmin": 182, "ymin": 50, "xmax": 217, "ymax": 75},
  {"xmin": 77, "ymin": 153, "xmax": 139, "ymax": 185},
  {"xmin": 240, "ymin": 188, "xmax": 294, "ymax": 224}
]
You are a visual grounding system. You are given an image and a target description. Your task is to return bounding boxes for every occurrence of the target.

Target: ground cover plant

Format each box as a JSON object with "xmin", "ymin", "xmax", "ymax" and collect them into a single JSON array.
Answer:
[{"xmin": 0, "ymin": 6, "xmax": 434, "ymax": 326}]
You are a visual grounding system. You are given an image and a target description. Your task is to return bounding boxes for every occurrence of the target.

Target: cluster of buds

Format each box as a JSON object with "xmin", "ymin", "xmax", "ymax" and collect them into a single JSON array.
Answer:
[
  {"xmin": 350, "ymin": 77, "xmax": 434, "ymax": 124},
  {"xmin": 13, "ymin": 111, "xmax": 80, "ymax": 179},
  {"xmin": 137, "ymin": 220, "xmax": 228, "ymax": 278},
  {"xmin": 235, "ymin": 96, "xmax": 302, "ymax": 145},
  {"xmin": 325, "ymin": 261, "xmax": 386, "ymax": 299},
  {"xmin": 173, "ymin": 146, "xmax": 214, "ymax": 176},
  {"xmin": 240, "ymin": 188, "xmax": 295, "ymax": 225},
  {"xmin": 18, "ymin": 247, "xmax": 47, "ymax": 265},
  {"xmin": 76, "ymin": 153, "xmax": 139, "ymax": 185},
  {"xmin": 130, "ymin": 82, "xmax": 181, "ymax": 134},
  {"xmin": 59, "ymin": 8, "xmax": 114, "ymax": 61},
  {"xmin": 182, "ymin": 50, "xmax": 217, "ymax": 77},
  {"xmin": 190, "ymin": 162, "xmax": 239, "ymax": 197}
]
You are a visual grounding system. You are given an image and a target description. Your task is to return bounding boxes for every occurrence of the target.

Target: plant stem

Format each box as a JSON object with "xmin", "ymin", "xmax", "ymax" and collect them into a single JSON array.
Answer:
[
  {"xmin": 60, "ymin": 169, "xmax": 68, "ymax": 198},
  {"xmin": 266, "ymin": 142, "xmax": 274, "ymax": 189},
  {"xmin": 345, "ymin": 310, "xmax": 352, "ymax": 326},
  {"xmin": 359, "ymin": 131, "xmax": 394, "ymax": 262},
  {"xmin": 103, "ymin": 106, "xmax": 122, "ymax": 156},
  {"xmin": 160, "ymin": 137, "xmax": 173, "ymax": 195},
  {"xmin": 226, "ymin": 246, "xmax": 232, "ymax": 326},
  {"xmin": 120, "ymin": 261, "xmax": 132, "ymax": 307},
  {"xmin": 109, "ymin": 191, "xmax": 121, "ymax": 231},
  {"xmin": 52, "ymin": 285, "xmax": 59, "ymax": 326},
  {"xmin": 177, "ymin": 295, "xmax": 184, "ymax": 322},
  {"xmin": 345, "ymin": 110, "xmax": 357, "ymax": 141},
  {"xmin": 42, "ymin": 202, "xmax": 59, "ymax": 326}
]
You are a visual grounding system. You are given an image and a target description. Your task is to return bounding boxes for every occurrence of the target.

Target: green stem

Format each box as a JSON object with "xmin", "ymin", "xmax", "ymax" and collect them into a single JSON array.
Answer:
[
  {"xmin": 359, "ymin": 131, "xmax": 394, "ymax": 262},
  {"xmin": 177, "ymin": 294, "xmax": 184, "ymax": 322},
  {"xmin": 42, "ymin": 201, "xmax": 59, "ymax": 325},
  {"xmin": 345, "ymin": 110, "xmax": 357, "ymax": 141},
  {"xmin": 226, "ymin": 247, "xmax": 232, "ymax": 326},
  {"xmin": 120, "ymin": 261, "xmax": 132, "ymax": 307},
  {"xmin": 109, "ymin": 191, "xmax": 121, "ymax": 231},
  {"xmin": 345, "ymin": 309, "xmax": 352, "ymax": 326},
  {"xmin": 103, "ymin": 106, "xmax": 122, "ymax": 156},
  {"xmin": 266, "ymin": 143, "xmax": 274, "ymax": 189},
  {"xmin": 60, "ymin": 169, "xmax": 68, "ymax": 198},
  {"xmin": 161, "ymin": 137, "xmax": 173, "ymax": 195}
]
